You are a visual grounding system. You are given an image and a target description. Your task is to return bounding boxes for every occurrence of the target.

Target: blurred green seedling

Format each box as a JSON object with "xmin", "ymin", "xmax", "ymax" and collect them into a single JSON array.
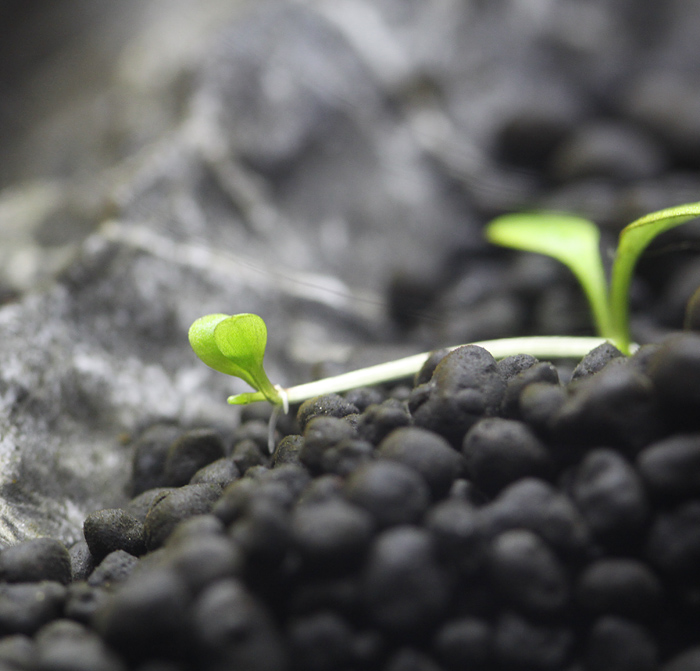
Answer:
[
  {"xmin": 188, "ymin": 201, "xmax": 700, "ymax": 420},
  {"xmin": 486, "ymin": 201, "xmax": 700, "ymax": 354}
]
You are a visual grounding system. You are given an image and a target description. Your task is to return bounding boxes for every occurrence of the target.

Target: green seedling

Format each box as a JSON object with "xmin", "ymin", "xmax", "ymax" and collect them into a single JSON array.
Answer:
[
  {"xmin": 188, "ymin": 313, "xmax": 288, "ymax": 410},
  {"xmin": 188, "ymin": 201, "xmax": 700, "ymax": 416},
  {"xmin": 190, "ymin": 317, "xmax": 606, "ymax": 406},
  {"xmin": 486, "ymin": 201, "xmax": 700, "ymax": 354}
]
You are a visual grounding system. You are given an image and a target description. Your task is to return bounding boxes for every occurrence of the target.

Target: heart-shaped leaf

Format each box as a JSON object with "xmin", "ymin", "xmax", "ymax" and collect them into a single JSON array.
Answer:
[
  {"xmin": 213, "ymin": 313, "xmax": 267, "ymax": 372},
  {"xmin": 213, "ymin": 313, "xmax": 280, "ymax": 403},
  {"xmin": 188, "ymin": 313, "xmax": 256, "ymax": 387},
  {"xmin": 189, "ymin": 313, "xmax": 281, "ymax": 403}
]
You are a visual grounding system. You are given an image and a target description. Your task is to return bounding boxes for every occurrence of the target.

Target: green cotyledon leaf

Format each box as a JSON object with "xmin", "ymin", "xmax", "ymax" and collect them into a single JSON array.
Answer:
[
  {"xmin": 610, "ymin": 201, "xmax": 700, "ymax": 353},
  {"xmin": 486, "ymin": 212, "xmax": 611, "ymax": 338},
  {"xmin": 188, "ymin": 313, "xmax": 258, "ymax": 389},
  {"xmin": 213, "ymin": 313, "xmax": 281, "ymax": 404}
]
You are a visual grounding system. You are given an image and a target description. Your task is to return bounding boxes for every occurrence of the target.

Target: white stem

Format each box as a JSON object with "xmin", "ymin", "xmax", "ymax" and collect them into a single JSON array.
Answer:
[{"xmin": 282, "ymin": 335, "xmax": 608, "ymax": 405}]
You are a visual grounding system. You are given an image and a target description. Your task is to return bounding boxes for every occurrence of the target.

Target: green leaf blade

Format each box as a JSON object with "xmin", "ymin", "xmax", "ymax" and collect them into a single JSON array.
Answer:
[
  {"xmin": 213, "ymin": 313, "xmax": 280, "ymax": 404},
  {"xmin": 213, "ymin": 314, "xmax": 268, "ymax": 372},
  {"xmin": 486, "ymin": 212, "xmax": 611, "ymax": 337},
  {"xmin": 188, "ymin": 313, "xmax": 252, "ymax": 381},
  {"xmin": 189, "ymin": 313, "xmax": 281, "ymax": 405},
  {"xmin": 610, "ymin": 201, "xmax": 700, "ymax": 352}
]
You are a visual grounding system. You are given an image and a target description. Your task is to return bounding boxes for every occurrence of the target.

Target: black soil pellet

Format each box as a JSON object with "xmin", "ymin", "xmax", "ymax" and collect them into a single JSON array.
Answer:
[
  {"xmin": 189, "ymin": 456, "xmax": 240, "ymax": 487},
  {"xmin": 83, "ymin": 509, "xmax": 146, "ymax": 562},
  {"xmin": 68, "ymin": 541, "xmax": 96, "ymax": 583},
  {"xmin": 300, "ymin": 416, "xmax": 357, "ymax": 473},
  {"xmin": 94, "ymin": 566, "xmax": 193, "ymax": 662},
  {"xmin": 553, "ymin": 361, "xmax": 663, "ymax": 454},
  {"xmin": 377, "ymin": 426, "xmax": 464, "ymax": 500},
  {"xmin": 87, "ymin": 550, "xmax": 139, "ymax": 589},
  {"xmin": 662, "ymin": 647, "xmax": 700, "ymax": 671},
  {"xmin": 343, "ymin": 460, "xmax": 431, "ymax": 528},
  {"xmin": 343, "ymin": 386, "xmax": 386, "ymax": 412},
  {"xmin": 568, "ymin": 448, "xmax": 649, "ymax": 551},
  {"xmin": 272, "ymin": 434, "xmax": 304, "ymax": 467},
  {"xmin": 480, "ymin": 478, "xmax": 590, "ymax": 557},
  {"xmin": 636, "ymin": 433, "xmax": 700, "ymax": 501},
  {"xmin": 409, "ymin": 345, "xmax": 506, "ymax": 446},
  {"xmin": 35, "ymin": 619, "xmax": 126, "ymax": 671},
  {"xmin": 64, "ymin": 582, "xmax": 111, "ymax": 625},
  {"xmin": 570, "ymin": 342, "xmax": 624, "ymax": 380},
  {"xmin": 575, "ymin": 558, "xmax": 663, "ymax": 620},
  {"xmin": 433, "ymin": 617, "xmax": 493, "ymax": 670},
  {"xmin": 518, "ymin": 382, "xmax": 567, "ymax": 436},
  {"xmin": 163, "ymin": 428, "xmax": 226, "ymax": 487},
  {"xmin": 192, "ymin": 578, "xmax": 287, "ymax": 671},
  {"xmin": 0, "ymin": 582, "xmax": 66, "ymax": 636},
  {"xmin": 355, "ymin": 399, "xmax": 411, "ymax": 445},
  {"xmin": 124, "ymin": 487, "xmax": 175, "ymax": 523},
  {"xmin": 493, "ymin": 611, "xmax": 573, "ymax": 670},
  {"xmin": 320, "ymin": 438, "xmax": 374, "ymax": 477},
  {"xmin": 462, "ymin": 418, "xmax": 553, "ymax": 497},
  {"xmin": 497, "ymin": 353, "xmax": 539, "ymax": 381},
  {"xmin": 414, "ymin": 349, "xmax": 450, "ymax": 387},
  {"xmin": 231, "ymin": 438, "xmax": 269, "ymax": 473},
  {"xmin": 296, "ymin": 395, "xmax": 360, "ymax": 432},
  {"xmin": 488, "ymin": 528, "xmax": 569, "ymax": 614},
  {"xmin": 130, "ymin": 423, "xmax": 182, "ymax": 496},
  {"xmin": 288, "ymin": 610, "xmax": 355, "ymax": 671},
  {"xmin": 212, "ymin": 477, "xmax": 269, "ymax": 526},
  {"xmin": 384, "ymin": 647, "xmax": 444, "ymax": 671},
  {"xmin": 291, "ymin": 499, "xmax": 374, "ymax": 571},
  {"xmin": 424, "ymin": 497, "xmax": 483, "ymax": 574},
  {"xmin": 143, "ymin": 484, "xmax": 223, "ymax": 550},
  {"xmin": 0, "ymin": 634, "xmax": 38, "ymax": 668},
  {"xmin": 361, "ymin": 526, "xmax": 450, "ymax": 635},
  {"xmin": 500, "ymin": 361, "xmax": 560, "ymax": 419},
  {"xmin": 585, "ymin": 616, "xmax": 658, "ymax": 671},
  {"xmin": 645, "ymin": 500, "xmax": 700, "ymax": 578},
  {"xmin": 234, "ymin": 420, "xmax": 276, "ymax": 454},
  {"xmin": 228, "ymin": 498, "xmax": 293, "ymax": 570},
  {"xmin": 648, "ymin": 334, "xmax": 700, "ymax": 427},
  {"xmin": 0, "ymin": 538, "xmax": 72, "ymax": 585},
  {"xmin": 165, "ymin": 531, "xmax": 244, "ymax": 595}
]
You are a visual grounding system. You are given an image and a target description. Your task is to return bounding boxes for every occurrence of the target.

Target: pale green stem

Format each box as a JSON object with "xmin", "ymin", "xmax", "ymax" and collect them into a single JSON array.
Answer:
[{"xmin": 229, "ymin": 335, "xmax": 609, "ymax": 406}]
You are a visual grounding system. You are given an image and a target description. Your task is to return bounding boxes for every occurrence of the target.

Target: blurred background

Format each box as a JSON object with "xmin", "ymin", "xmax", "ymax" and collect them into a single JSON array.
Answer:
[
  {"xmin": 1, "ymin": 0, "xmax": 699, "ymax": 327},
  {"xmin": 3, "ymin": 0, "xmax": 700, "ymax": 369}
]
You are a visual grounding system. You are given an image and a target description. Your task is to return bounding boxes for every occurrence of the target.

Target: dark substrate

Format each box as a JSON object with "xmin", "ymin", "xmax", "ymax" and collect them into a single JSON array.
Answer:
[{"xmin": 1, "ymin": 335, "xmax": 700, "ymax": 670}]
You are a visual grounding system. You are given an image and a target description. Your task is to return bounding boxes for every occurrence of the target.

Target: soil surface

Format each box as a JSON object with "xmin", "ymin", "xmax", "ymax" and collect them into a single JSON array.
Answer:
[
  {"xmin": 2, "ymin": 340, "xmax": 700, "ymax": 670},
  {"xmin": 2, "ymin": 1, "xmax": 700, "ymax": 670}
]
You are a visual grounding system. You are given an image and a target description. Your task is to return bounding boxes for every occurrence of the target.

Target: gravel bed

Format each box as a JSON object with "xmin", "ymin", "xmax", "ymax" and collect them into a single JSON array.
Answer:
[
  {"xmin": 1, "ymin": 335, "xmax": 700, "ymax": 670},
  {"xmin": 3, "ymin": 3, "xmax": 700, "ymax": 670}
]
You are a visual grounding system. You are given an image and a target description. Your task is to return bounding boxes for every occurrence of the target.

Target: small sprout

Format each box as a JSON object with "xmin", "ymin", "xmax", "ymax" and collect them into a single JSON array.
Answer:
[
  {"xmin": 187, "ymin": 201, "xmax": 700, "ymax": 418},
  {"xmin": 188, "ymin": 313, "xmax": 283, "ymax": 407},
  {"xmin": 486, "ymin": 201, "xmax": 700, "ymax": 354},
  {"xmin": 189, "ymin": 312, "xmax": 605, "ymax": 409}
]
